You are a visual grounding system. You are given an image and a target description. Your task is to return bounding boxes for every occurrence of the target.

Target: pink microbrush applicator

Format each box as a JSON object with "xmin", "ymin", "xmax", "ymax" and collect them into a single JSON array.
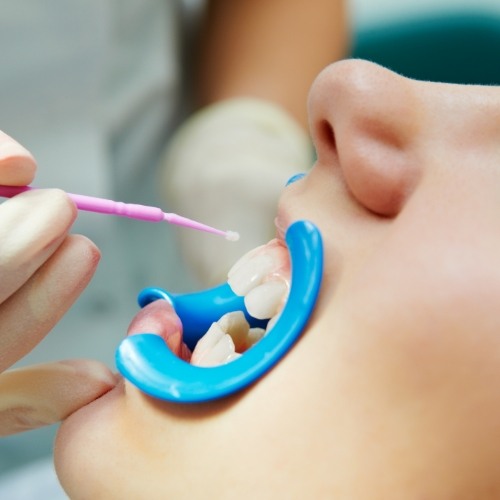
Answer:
[{"xmin": 0, "ymin": 185, "xmax": 240, "ymax": 241}]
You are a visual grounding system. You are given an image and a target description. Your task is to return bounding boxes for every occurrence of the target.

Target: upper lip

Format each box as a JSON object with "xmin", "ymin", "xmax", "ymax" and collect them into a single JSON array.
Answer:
[{"xmin": 274, "ymin": 209, "xmax": 289, "ymax": 243}]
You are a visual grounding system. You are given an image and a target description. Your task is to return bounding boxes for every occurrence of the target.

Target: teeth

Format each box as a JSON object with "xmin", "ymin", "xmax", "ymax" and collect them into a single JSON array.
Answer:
[
  {"xmin": 248, "ymin": 327, "xmax": 265, "ymax": 345},
  {"xmin": 244, "ymin": 280, "xmax": 288, "ymax": 320},
  {"xmin": 217, "ymin": 311, "xmax": 250, "ymax": 352},
  {"xmin": 191, "ymin": 311, "xmax": 253, "ymax": 367},
  {"xmin": 191, "ymin": 239, "xmax": 292, "ymax": 367},
  {"xmin": 227, "ymin": 253, "xmax": 276, "ymax": 296},
  {"xmin": 197, "ymin": 334, "xmax": 238, "ymax": 367},
  {"xmin": 228, "ymin": 239, "xmax": 290, "ymax": 323},
  {"xmin": 227, "ymin": 242, "xmax": 268, "ymax": 281},
  {"xmin": 190, "ymin": 322, "xmax": 237, "ymax": 367},
  {"xmin": 228, "ymin": 239, "xmax": 290, "ymax": 296}
]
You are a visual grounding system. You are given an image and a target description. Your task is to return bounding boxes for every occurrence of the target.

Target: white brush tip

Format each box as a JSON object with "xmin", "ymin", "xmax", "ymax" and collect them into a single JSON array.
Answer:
[{"xmin": 225, "ymin": 230, "xmax": 240, "ymax": 242}]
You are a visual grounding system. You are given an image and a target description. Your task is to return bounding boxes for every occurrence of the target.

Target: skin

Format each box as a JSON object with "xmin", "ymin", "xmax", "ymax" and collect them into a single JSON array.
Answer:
[
  {"xmin": 54, "ymin": 60, "xmax": 500, "ymax": 499},
  {"xmin": 0, "ymin": 131, "xmax": 116, "ymax": 435}
]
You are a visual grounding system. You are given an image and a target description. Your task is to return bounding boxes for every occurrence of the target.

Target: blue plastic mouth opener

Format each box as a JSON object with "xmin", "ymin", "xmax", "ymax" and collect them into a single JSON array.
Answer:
[{"xmin": 116, "ymin": 220, "xmax": 323, "ymax": 403}]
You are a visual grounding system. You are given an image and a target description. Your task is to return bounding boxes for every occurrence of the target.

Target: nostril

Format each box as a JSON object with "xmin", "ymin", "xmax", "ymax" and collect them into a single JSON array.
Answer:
[
  {"xmin": 319, "ymin": 120, "xmax": 336, "ymax": 150},
  {"xmin": 308, "ymin": 59, "xmax": 423, "ymax": 216},
  {"xmin": 312, "ymin": 119, "xmax": 337, "ymax": 161}
]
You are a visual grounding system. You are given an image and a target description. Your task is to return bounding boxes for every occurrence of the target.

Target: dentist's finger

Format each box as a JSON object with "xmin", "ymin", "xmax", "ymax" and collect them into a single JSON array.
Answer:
[
  {"xmin": 0, "ymin": 360, "xmax": 117, "ymax": 436},
  {"xmin": 0, "ymin": 188, "xmax": 78, "ymax": 304},
  {"xmin": 0, "ymin": 234, "xmax": 100, "ymax": 372},
  {"xmin": 0, "ymin": 131, "xmax": 36, "ymax": 186}
]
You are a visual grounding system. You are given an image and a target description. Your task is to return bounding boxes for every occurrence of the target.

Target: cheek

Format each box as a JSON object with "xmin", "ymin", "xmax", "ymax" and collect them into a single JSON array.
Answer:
[
  {"xmin": 329, "ymin": 242, "xmax": 500, "ymax": 467},
  {"xmin": 339, "ymin": 252, "xmax": 500, "ymax": 394}
]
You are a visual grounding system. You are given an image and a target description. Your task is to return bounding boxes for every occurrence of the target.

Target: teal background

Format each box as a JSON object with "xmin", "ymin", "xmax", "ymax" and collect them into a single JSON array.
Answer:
[{"xmin": 353, "ymin": 11, "xmax": 500, "ymax": 85}]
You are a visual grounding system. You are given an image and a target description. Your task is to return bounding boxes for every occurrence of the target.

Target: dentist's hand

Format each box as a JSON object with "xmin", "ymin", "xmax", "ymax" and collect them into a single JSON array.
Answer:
[
  {"xmin": 0, "ymin": 131, "xmax": 116, "ymax": 436},
  {"xmin": 160, "ymin": 98, "xmax": 313, "ymax": 286}
]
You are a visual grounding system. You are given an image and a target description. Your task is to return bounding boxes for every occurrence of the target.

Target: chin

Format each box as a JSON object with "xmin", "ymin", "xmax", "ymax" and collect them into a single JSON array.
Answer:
[{"xmin": 54, "ymin": 380, "xmax": 126, "ymax": 499}]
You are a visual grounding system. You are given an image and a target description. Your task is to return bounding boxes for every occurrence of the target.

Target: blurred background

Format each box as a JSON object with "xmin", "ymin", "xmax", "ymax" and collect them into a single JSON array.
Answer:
[
  {"xmin": 0, "ymin": 0, "xmax": 499, "ymax": 497},
  {"xmin": 352, "ymin": 0, "xmax": 500, "ymax": 85}
]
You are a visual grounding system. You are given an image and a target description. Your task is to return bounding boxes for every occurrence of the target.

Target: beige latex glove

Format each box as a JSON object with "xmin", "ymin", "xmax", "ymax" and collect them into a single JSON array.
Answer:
[
  {"xmin": 0, "ymin": 131, "xmax": 116, "ymax": 436},
  {"xmin": 160, "ymin": 98, "xmax": 313, "ymax": 286}
]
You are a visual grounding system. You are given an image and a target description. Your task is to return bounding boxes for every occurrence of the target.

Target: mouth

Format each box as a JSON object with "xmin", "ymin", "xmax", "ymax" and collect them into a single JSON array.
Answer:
[
  {"xmin": 124, "ymin": 238, "xmax": 290, "ymax": 367},
  {"xmin": 192, "ymin": 236, "xmax": 291, "ymax": 366},
  {"xmin": 116, "ymin": 219, "xmax": 323, "ymax": 402}
]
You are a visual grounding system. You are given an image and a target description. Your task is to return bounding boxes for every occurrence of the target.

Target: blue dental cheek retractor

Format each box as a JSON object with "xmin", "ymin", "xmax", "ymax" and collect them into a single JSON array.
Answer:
[{"xmin": 115, "ymin": 220, "xmax": 323, "ymax": 403}]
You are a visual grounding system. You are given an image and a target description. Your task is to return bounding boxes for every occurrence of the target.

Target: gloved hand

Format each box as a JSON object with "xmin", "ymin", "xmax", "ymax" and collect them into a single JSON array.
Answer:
[
  {"xmin": 0, "ymin": 131, "xmax": 116, "ymax": 436},
  {"xmin": 159, "ymin": 98, "xmax": 313, "ymax": 286}
]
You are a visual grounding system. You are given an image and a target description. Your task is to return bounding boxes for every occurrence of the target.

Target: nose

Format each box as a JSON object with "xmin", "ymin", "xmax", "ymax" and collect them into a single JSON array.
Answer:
[{"xmin": 308, "ymin": 60, "xmax": 422, "ymax": 216}]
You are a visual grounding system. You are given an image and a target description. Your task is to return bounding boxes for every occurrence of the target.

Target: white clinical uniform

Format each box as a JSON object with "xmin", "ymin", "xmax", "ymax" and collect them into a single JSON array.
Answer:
[{"xmin": 0, "ymin": 1, "xmax": 198, "ymax": 495}]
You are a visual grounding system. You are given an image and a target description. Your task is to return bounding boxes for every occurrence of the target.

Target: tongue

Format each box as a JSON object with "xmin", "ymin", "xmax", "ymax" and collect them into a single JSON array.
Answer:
[{"xmin": 127, "ymin": 300, "xmax": 191, "ymax": 361}]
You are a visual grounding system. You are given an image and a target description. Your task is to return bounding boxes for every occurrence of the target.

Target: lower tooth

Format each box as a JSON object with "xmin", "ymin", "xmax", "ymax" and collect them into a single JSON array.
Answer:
[
  {"xmin": 248, "ymin": 328, "xmax": 265, "ymax": 346},
  {"xmin": 191, "ymin": 305, "xmax": 282, "ymax": 367},
  {"xmin": 265, "ymin": 313, "xmax": 281, "ymax": 333},
  {"xmin": 192, "ymin": 332, "xmax": 236, "ymax": 367},
  {"xmin": 226, "ymin": 352, "xmax": 242, "ymax": 362},
  {"xmin": 191, "ymin": 312, "xmax": 249, "ymax": 367},
  {"xmin": 218, "ymin": 311, "xmax": 250, "ymax": 352},
  {"xmin": 192, "ymin": 322, "xmax": 224, "ymax": 353},
  {"xmin": 190, "ymin": 322, "xmax": 225, "ymax": 366}
]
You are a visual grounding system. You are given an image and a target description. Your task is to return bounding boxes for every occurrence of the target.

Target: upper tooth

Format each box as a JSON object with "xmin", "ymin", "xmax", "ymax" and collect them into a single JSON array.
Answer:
[
  {"xmin": 244, "ymin": 280, "xmax": 288, "ymax": 320},
  {"xmin": 228, "ymin": 240, "xmax": 289, "ymax": 296},
  {"xmin": 228, "ymin": 253, "xmax": 277, "ymax": 296},
  {"xmin": 227, "ymin": 242, "xmax": 268, "ymax": 279}
]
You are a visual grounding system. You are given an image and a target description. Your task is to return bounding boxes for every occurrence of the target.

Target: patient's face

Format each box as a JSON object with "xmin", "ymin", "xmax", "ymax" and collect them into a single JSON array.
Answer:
[{"xmin": 55, "ymin": 61, "xmax": 500, "ymax": 498}]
